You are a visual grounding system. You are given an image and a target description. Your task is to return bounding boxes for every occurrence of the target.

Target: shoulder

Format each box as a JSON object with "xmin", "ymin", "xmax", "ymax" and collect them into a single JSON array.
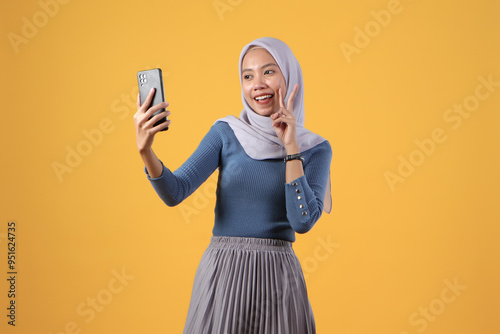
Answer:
[
  {"xmin": 201, "ymin": 120, "xmax": 231, "ymax": 138},
  {"xmin": 210, "ymin": 120, "xmax": 237, "ymax": 140},
  {"xmin": 212, "ymin": 119, "xmax": 233, "ymax": 131},
  {"xmin": 194, "ymin": 120, "xmax": 237, "ymax": 152}
]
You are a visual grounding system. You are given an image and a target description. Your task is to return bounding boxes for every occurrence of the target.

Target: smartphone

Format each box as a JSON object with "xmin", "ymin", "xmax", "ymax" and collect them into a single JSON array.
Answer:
[{"xmin": 137, "ymin": 68, "xmax": 168, "ymax": 131}]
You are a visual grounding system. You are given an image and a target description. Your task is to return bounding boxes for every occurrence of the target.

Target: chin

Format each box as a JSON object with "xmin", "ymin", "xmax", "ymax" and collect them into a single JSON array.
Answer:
[
  {"xmin": 254, "ymin": 108, "xmax": 273, "ymax": 116},
  {"xmin": 252, "ymin": 104, "xmax": 278, "ymax": 117}
]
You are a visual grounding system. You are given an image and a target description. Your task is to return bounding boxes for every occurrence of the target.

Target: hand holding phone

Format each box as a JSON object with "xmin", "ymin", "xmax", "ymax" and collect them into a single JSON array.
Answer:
[
  {"xmin": 137, "ymin": 68, "xmax": 168, "ymax": 131},
  {"xmin": 134, "ymin": 69, "xmax": 170, "ymax": 179}
]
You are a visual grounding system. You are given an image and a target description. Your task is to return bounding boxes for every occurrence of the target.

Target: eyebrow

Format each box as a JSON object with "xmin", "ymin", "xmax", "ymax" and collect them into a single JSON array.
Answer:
[{"xmin": 241, "ymin": 63, "xmax": 278, "ymax": 73}]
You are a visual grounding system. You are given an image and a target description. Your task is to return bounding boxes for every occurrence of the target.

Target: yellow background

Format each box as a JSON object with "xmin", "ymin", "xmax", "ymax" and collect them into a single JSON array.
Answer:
[{"xmin": 1, "ymin": 0, "xmax": 499, "ymax": 333}]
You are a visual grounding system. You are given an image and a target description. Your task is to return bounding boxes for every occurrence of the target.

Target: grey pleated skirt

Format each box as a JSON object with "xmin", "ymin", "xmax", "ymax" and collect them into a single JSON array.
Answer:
[{"xmin": 183, "ymin": 236, "xmax": 316, "ymax": 334}]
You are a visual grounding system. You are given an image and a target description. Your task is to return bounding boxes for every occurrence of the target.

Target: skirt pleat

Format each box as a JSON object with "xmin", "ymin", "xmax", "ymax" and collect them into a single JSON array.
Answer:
[{"xmin": 183, "ymin": 236, "xmax": 315, "ymax": 334}]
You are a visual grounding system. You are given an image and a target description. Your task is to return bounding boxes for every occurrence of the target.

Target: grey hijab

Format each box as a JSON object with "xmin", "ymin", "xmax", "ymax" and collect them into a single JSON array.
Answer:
[{"xmin": 216, "ymin": 37, "xmax": 332, "ymax": 213}]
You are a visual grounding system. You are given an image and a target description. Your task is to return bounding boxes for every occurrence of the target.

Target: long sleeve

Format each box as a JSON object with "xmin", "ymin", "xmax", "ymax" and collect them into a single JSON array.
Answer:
[
  {"xmin": 284, "ymin": 141, "xmax": 332, "ymax": 233},
  {"xmin": 145, "ymin": 124, "xmax": 223, "ymax": 206},
  {"xmin": 142, "ymin": 120, "xmax": 332, "ymax": 242}
]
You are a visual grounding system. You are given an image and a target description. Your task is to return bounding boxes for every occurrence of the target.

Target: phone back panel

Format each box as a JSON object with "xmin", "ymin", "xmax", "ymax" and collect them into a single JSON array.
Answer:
[{"xmin": 137, "ymin": 68, "xmax": 168, "ymax": 130}]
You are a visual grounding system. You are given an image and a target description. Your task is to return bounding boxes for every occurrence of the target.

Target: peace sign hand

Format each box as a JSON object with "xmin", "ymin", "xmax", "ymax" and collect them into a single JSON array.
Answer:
[{"xmin": 271, "ymin": 84, "xmax": 300, "ymax": 153}]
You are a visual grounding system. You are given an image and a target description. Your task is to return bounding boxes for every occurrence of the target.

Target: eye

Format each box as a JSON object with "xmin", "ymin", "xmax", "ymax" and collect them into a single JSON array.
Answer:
[
  {"xmin": 264, "ymin": 70, "xmax": 275, "ymax": 75},
  {"xmin": 243, "ymin": 74, "xmax": 252, "ymax": 80}
]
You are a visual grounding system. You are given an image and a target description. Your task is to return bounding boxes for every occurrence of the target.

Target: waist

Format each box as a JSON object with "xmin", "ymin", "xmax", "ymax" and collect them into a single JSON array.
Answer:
[{"xmin": 209, "ymin": 236, "xmax": 294, "ymax": 253}]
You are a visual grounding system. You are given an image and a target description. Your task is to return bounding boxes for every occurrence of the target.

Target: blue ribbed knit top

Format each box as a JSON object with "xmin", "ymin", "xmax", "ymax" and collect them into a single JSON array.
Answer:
[{"xmin": 146, "ymin": 121, "xmax": 332, "ymax": 242}]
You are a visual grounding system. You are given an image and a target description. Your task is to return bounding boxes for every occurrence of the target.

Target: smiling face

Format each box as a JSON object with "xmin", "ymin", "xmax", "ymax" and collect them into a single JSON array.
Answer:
[{"xmin": 241, "ymin": 47, "xmax": 287, "ymax": 116}]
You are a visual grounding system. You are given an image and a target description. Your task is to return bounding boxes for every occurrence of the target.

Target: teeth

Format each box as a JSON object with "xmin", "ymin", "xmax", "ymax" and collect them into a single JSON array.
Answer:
[{"xmin": 255, "ymin": 94, "xmax": 272, "ymax": 101}]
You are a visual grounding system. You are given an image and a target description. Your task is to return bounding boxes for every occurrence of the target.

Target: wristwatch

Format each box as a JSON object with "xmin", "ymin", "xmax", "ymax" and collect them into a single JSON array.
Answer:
[{"xmin": 284, "ymin": 153, "xmax": 304, "ymax": 163}]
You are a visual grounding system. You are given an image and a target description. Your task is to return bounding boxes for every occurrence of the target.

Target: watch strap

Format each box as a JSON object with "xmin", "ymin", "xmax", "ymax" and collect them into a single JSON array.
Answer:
[{"xmin": 284, "ymin": 153, "xmax": 304, "ymax": 163}]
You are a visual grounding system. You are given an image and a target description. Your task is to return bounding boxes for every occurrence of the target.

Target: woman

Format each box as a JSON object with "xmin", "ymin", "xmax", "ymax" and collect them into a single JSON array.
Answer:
[{"xmin": 134, "ymin": 37, "xmax": 332, "ymax": 333}]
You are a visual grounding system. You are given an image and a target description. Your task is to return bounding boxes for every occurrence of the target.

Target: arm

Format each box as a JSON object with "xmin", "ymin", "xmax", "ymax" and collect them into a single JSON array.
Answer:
[
  {"xmin": 134, "ymin": 88, "xmax": 221, "ymax": 206},
  {"xmin": 284, "ymin": 142, "xmax": 332, "ymax": 233},
  {"xmin": 284, "ymin": 142, "xmax": 304, "ymax": 183},
  {"xmin": 134, "ymin": 87, "xmax": 170, "ymax": 178},
  {"xmin": 145, "ymin": 125, "xmax": 222, "ymax": 206},
  {"xmin": 271, "ymin": 85, "xmax": 304, "ymax": 183},
  {"xmin": 140, "ymin": 147, "xmax": 163, "ymax": 178},
  {"xmin": 270, "ymin": 85, "xmax": 332, "ymax": 233}
]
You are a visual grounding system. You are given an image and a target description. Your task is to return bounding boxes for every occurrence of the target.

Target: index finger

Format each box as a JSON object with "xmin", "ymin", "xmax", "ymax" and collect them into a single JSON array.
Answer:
[
  {"xmin": 139, "ymin": 87, "xmax": 156, "ymax": 111},
  {"xmin": 287, "ymin": 84, "xmax": 299, "ymax": 111},
  {"xmin": 278, "ymin": 88, "xmax": 285, "ymax": 109}
]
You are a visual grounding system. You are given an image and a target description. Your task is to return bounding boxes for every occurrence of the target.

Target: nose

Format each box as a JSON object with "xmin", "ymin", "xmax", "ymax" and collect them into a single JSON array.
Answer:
[{"xmin": 252, "ymin": 74, "xmax": 267, "ymax": 90}]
